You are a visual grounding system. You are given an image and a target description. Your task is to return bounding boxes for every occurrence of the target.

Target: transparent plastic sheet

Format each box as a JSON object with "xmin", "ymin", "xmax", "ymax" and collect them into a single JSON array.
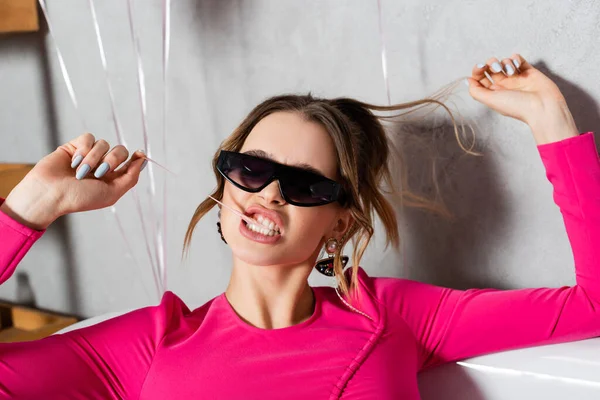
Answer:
[
  {"xmin": 85, "ymin": 0, "xmax": 157, "ymax": 300},
  {"xmin": 88, "ymin": 0, "xmax": 164, "ymax": 298},
  {"xmin": 38, "ymin": 0, "xmax": 174, "ymax": 300},
  {"xmin": 376, "ymin": 0, "xmax": 391, "ymax": 106},
  {"xmin": 125, "ymin": 0, "xmax": 168, "ymax": 296},
  {"xmin": 38, "ymin": 0, "xmax": 87, "ymax": 132},
  {"xmin": 376, "ymin": 0, "xmax": 406, "ymax": 274},
  {"xmin": 160, "ymin": 0, "xmax": 171, "ymax": 292}
]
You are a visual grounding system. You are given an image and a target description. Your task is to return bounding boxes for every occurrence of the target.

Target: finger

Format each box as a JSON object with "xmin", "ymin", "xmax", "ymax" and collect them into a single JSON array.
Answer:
[
  {"xmin": 471, "ymin": 63, "xmax": 493, "ymax": 88},
  {"xmin": 501, "ymin": 58, "xmax": 518, "ymax": 77},
  {"xmin": 56, "ymin": 133, "xmax": 96, "ymax": 168},
  {"xmin": 93, "ymin": 145, "xmax": 129, "ymax": 179},
  {"xmin": 465, "ymin": 75, "xmax": 497, "ymax": 106},
  {"xmin": 468, "ymin": 73, "xmax": 500, "ymax": 107},
  {"xmin": 486, "ymin": 57, "xmax": 507, "ymax": 82},
  {"xmin": 510, "ymin": 53, "xmax": 533, "ymax": 72},
  {"xmin": 113, "ymin": 149, "xmax": 146, "ymax": 173},
  {"xmin": 108, "ymin": 151, "xmax": 146, "ymax": 197},
  {"xmin": 75, "ymin": 139, "xmax": 110, "ymax": 180}
]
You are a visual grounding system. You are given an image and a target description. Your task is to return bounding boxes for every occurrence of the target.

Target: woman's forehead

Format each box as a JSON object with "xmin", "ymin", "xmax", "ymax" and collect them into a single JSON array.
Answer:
[{"xmin": 240, "ymin": 112, "xmax": 339, "ymax": 178}]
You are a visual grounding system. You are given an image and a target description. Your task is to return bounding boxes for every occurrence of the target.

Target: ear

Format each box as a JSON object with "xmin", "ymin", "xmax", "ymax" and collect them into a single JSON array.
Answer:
[{"xmin": 330, "ymin": 209, "xmax": 354, "ymax": 241}]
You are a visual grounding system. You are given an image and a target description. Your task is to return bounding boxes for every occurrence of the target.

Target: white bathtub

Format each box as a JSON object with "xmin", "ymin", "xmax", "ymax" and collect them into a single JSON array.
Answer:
[{"xmin": 418, "ymin": 337, "xmax": 600, "ymax": 399}]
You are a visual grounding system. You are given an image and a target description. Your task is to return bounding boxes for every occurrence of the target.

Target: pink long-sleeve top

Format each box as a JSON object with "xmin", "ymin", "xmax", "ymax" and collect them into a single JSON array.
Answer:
[{"xmin": 0, "ymin": 132, "xmax": 599, "ymax": 399}]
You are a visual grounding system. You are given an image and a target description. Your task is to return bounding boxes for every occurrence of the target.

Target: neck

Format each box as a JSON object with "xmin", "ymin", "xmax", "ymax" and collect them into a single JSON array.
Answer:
[{"xmin": 225, "ymin": 260, "xmax": 316, "ymax": 330}]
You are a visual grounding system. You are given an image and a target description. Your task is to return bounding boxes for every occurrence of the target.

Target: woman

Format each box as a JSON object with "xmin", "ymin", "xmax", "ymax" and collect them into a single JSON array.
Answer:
[{"xmin": 0, "ymin": 54, "xmax": 598, "ymax": 399}]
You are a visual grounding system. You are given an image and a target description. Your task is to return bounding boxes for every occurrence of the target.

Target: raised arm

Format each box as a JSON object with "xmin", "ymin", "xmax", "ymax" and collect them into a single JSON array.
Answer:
[
  {"xmin": 374, "ymin": 130, "xmax": 600, "ymax": 371},
  {"xmin": 378, "ymin": 55, "xmax": 600, "ymax": 371},
  {"xmin": 1, "ymin": 195, "xmax": 187, "ymax": 398},
  {"xmin": 0, "ymin": 134, "xmax": 154, "ymax": 397}
]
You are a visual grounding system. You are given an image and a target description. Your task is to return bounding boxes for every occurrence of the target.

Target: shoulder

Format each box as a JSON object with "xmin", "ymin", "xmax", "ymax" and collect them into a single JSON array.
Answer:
[
  {"xmin": 347, "ymin": 266, "xmax": 416, "ymax": 300},
  {"xmin": 107, "ymin": 291, "xmax": 192, "ymax": 330},
  {"xmin": 43, "ymin": 292, "xmax": 209, "ymax": 396},
  {"xmin": 348, "ymin": 266, "xmax": 449, "ymax": 313},
  {"xmin": 63, "ymin": 291, "xmax": 215, "ymax": 347}
]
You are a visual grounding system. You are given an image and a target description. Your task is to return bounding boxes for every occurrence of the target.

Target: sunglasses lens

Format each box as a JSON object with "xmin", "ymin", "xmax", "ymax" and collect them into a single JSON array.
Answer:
[
  {"xmin": 223, "ymin": 154, "xmax": 273, "ymax": 189},
  {"xmin": 283, "ymin": 176, "xmax": 336, "ymax": 205}
]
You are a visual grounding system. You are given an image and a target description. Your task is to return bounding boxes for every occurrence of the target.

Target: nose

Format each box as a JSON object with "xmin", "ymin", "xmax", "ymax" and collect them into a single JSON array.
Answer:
[{"xmin": 258, "ymin": 180, "xmax": 286, "ymax": 206}]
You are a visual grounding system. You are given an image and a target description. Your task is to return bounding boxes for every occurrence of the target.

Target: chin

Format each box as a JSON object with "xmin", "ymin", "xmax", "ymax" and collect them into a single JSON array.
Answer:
[
  {"xmin": 232, "ymin": 249, "xmax": 287, "ymax": 268},
  {"xmin": 228, "ymin": 239, "xmax": 306, "ymax": 269}
]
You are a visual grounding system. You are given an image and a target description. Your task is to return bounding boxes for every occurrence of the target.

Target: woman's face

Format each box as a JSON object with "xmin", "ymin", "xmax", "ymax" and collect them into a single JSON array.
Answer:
[{"xmin": 220, "ymin": 111, "xmax": 350, "ymax": 268}]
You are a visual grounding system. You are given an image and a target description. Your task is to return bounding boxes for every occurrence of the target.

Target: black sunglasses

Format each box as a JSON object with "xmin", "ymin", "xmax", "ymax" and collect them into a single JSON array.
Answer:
[{"xmin": 216, "ymin": 150, "xmax": 345, "ymax": 207}]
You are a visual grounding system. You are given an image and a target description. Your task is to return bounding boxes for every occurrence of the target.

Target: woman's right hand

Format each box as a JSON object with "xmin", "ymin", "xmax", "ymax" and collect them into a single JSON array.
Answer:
[{"xmin": 0, "ymin": 133, "xmax": 146, "ymax": 230}]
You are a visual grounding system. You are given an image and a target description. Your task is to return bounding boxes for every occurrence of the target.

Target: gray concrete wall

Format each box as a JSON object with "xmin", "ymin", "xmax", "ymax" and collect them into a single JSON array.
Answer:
[{"xmin": 1, "ymin": 0, "xmax": 599, "ymax": 317}]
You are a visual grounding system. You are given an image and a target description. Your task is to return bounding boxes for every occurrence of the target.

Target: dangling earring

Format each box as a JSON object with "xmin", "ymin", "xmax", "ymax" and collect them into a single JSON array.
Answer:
[
  {"xmin": 314, "ymin": 238, "xmax": 349, "ymax": 277},
  {"xmin": 217, "ymin": 209, "xmax": 227, "ymax": 244}
]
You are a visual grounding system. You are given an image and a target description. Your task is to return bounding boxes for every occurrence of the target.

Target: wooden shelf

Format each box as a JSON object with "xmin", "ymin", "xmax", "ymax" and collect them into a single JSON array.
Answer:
[
  {"xmin": 0, "ymin": 0, "xmax": 39, "ymax": 34},
  {"xmin": 0, "ymin": 164, "xmax": 34, "ymax": 198},
  {"xmin": 0, "ymin": 302, "xmax": 79, "ymax": 343}
]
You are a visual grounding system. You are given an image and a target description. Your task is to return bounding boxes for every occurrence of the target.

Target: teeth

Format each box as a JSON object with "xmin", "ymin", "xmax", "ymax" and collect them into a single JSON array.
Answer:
[
  {"xmin": 249, "ymin": 214, "xmax": 280, "ymax": 233},
  {"xmin": 247, "ymin": 223, "xmax": 280, "ymax": 236}
]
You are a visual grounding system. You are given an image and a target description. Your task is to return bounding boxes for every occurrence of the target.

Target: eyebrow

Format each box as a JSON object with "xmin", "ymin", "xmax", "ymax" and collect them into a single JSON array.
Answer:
[{"xmin": 242, "ymin": 150, "xmax": 326, "ymax": 176}]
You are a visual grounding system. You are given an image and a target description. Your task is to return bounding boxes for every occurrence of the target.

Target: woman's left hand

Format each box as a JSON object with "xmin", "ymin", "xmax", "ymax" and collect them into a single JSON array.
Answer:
[{"xmin": 465, "ymin": 54, "xmax": 579, "ymax": 144}]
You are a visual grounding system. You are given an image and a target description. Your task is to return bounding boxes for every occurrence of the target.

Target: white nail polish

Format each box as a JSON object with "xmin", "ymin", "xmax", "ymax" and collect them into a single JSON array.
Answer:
[
  {"xmin": 476, "ymin": 63, "xmax": 486, "ymax": 69},
  {"xmin": 491, "ymin": 62, "xmax": 502, "ymax": 73},
  {"xmin": 512, "ymin": 58, "xmax": 520, "ymax": 69},
  {"xmin": 504, "ymin": 63, "xmax": 515, "ymax": 76},
  {"xmin": 71, "ymin": 154, "xmax": 83, "ymax": 169}
]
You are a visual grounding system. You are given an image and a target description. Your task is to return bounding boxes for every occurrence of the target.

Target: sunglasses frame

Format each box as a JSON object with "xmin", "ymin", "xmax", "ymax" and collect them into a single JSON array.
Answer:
[{"xmin": 216, "ymin": 150, "xmax": 345, "ymax": 207}]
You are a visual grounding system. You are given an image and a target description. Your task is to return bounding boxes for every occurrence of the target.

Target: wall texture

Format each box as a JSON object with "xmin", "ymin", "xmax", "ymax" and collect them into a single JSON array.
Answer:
[{"xmin": 1, "ymin": 0, "xmax": 599, "ymax": 317}]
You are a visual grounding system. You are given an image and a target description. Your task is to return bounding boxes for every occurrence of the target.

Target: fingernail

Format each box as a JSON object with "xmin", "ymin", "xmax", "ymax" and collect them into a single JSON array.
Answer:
[
  {"xmin": 464, "ymin": 78, "xmax": 470, "ymax": 87},
  {"xmin": 141, "ymin": 159, "xmax": 148, "ymax": 172},
  {"xmin": 76, "ymin": 164, "xmax": 91, "ymax": 180},
  {"xmin": 512, "ymin": 58, "xmax": 520, "ymax": 68},
  {"xmin": 504, "ymin": 63, "xmax": 515, "ymax": 76},
  {"xmin": 484, "ymin": 71, "xmax": 495, "ymax": 85},
  {"xmin": 94, "ymin": 162, "xmax": 110, "ymax": 178},
  {"xmin": 71, "ymin": 154, "xmax": 83, "ymax": 169},
  {"xmin": 476, "ymin": 63, "xmax": 486, "ymax": 69},
  {"xmin": 491, "ymin": 62, "xmax": 502, "ymax": 73}
]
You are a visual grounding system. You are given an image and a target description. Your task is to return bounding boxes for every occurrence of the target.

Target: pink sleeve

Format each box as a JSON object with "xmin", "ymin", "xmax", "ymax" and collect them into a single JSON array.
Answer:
[
  {"xmin": 0, "ymin": 198, "xmax": 45, "ymax": 284},
  {"xmin": 371, "ymin": 131, "xmax": 600, "ymax": 372},
  {"xmin": 0, "ymin": 198, "xmax": 190, "ymax": 397},
  {"xmin": 0, "ymin": 291, "xmax": 188, "ymax": 398}
]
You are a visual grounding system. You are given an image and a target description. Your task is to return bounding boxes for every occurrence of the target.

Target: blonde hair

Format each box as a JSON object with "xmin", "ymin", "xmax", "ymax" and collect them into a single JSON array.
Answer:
[{"xmin": 183, "ymin": 78, "xmax": 480, "ymax": 303}]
